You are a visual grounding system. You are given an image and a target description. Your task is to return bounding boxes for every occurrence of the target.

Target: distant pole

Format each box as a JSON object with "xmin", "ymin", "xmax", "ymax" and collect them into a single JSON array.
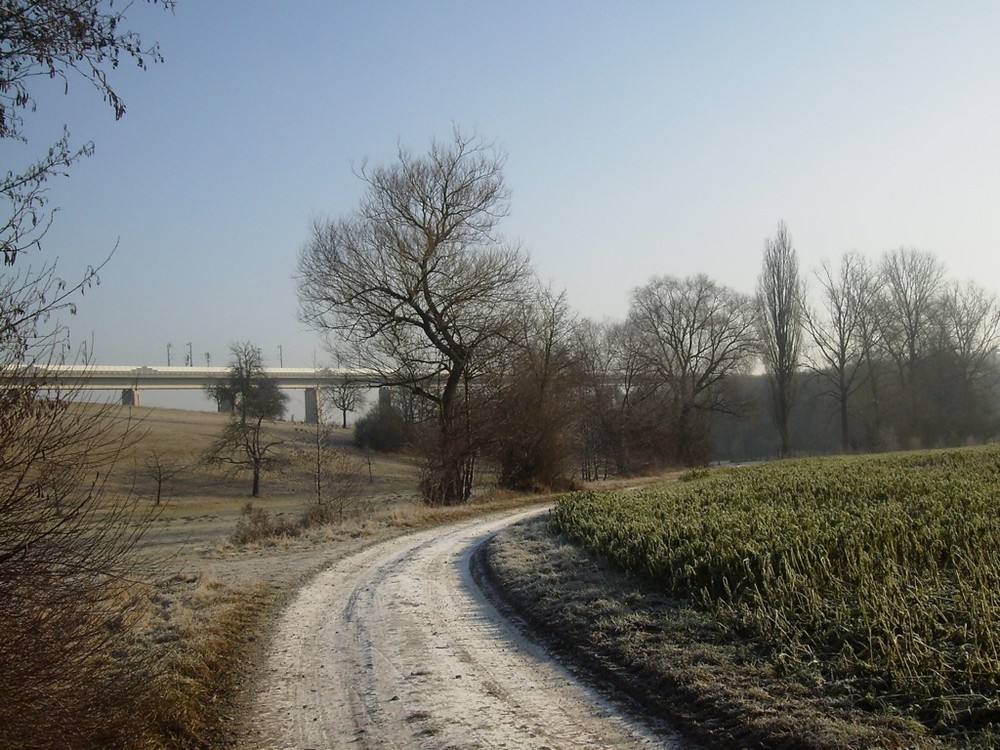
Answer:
[
  {"xmin": 187, "ymin": 342, "xmax": 193, "ymax": 367},
  {"xmin": 278, "ymin": 344, "xmax": 283, "ymax": 368},
  {"xmin": 167, "ymin": 342, "xmax": 172, "ymax": 366},
  {"xmin": 205, "ymin": 352, "xmax": 211, "ymax": 367}
]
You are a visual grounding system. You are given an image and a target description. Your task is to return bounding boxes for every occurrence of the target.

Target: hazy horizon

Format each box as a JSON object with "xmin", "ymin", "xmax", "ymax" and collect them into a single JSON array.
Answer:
[{"xmin": 10, "ymin": 1, "xmax": 998, "ymax": 412}]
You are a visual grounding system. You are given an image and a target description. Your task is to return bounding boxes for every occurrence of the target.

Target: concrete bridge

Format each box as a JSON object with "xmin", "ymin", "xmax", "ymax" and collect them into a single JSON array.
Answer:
[{"xmin": 23, "ymin": 364, "xmax": 379, "ymax": 423}]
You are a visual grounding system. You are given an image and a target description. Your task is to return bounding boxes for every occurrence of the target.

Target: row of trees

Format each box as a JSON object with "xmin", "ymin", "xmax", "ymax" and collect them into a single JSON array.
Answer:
[
  {"xmin": 298, "ymin": 131, "xmax": 1000, "ymax": 504},
  {"xmin": 803, "ymin": 248, "xmax": 1000, "ymax": 452}
]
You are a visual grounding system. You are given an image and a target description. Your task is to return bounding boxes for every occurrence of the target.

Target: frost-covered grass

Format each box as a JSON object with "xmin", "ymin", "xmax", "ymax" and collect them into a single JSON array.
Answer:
[{"xmin": 553, "ymin": 447, "xmax": 1000, "ymax": 741}]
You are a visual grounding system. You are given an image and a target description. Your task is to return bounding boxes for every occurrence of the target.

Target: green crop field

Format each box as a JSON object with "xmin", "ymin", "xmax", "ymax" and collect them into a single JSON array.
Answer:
[{"xmin": 552, "ymin": 448, "xmax": 1000, "ymax": 740}]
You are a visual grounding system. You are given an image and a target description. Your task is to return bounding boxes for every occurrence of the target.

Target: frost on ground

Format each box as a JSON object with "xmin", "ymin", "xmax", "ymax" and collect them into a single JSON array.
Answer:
[{"xmin": 237, "ymin": 507, "xmax": 689, "ymax": 750}]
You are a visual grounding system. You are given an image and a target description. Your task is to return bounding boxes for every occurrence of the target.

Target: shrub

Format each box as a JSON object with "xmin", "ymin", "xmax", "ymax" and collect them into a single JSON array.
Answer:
[
  {"xmin": 229, "ymin": 502, "xmax": 300, "ymax": 545},
  {"xmin": 354, "ymin": 403, "xmax": 409, "ymax": 452}
]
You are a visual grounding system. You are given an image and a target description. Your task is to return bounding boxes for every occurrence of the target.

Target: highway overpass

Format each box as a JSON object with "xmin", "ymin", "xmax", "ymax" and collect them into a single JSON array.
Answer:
[{"xmin": 19, "ymin": 364, "xmax": 381, "ymax": 423}]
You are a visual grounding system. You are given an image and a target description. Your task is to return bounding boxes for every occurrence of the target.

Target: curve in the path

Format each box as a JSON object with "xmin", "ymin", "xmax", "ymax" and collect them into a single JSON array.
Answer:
[{"xmin": 243, "ymin": 507, "xmax": 688, "ymax": 750}]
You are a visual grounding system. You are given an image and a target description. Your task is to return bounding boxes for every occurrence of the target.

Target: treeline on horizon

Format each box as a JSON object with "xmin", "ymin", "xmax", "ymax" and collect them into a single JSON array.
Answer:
[{"xmin": 352, "ymin": 243, "xmax": 1000, "ymax": 480}]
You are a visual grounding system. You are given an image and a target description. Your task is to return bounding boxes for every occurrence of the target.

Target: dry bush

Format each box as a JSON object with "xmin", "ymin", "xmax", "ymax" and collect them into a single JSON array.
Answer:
[
  {"xmin": 139, "ymin": 571, "xmax": 276, "ymax": 749},
  {"xmin": 228, "ymin": 448, "xmax": 371, "ymax": 546},
  {"xmin": 308, "ymin": 446, "xmax": 371, "ymax": 523},
  {"xmin": 0, "ymin": 380, "xmax": 161, "ymax": 749},
  {"xmin": 229, "ymin": 501, "xmax": 301, "ymax": 545}
]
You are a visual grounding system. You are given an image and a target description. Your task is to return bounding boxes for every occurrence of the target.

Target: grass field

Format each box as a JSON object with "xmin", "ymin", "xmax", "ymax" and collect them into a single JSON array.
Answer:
[
  {"xmin": 550, "ymin": 447, "xmax": 1000, "ymax": 746},
  {"xmin": 97, "ymin": 405, "xmax": 425, "ymax": 554}
]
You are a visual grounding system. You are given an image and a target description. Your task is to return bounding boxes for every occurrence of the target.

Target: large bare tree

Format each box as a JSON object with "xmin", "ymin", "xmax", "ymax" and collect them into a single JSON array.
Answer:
[
  {"xmin": 627, "ymin": 274, "xmax": 757, "ymax": 466},
  {"xmin": 756, "ymin": 220, "xmax": 803, "ymax": 457},
  {"xmin": 298, "ymin": 130, "xmax": 533, "ymax": 505}
]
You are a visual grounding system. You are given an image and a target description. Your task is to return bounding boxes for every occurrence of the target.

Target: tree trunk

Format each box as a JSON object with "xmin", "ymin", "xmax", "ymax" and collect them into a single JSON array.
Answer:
[
  {"xmin": 839, "ymin": 383, "xmax": 850, "ymax": 453},
  {"xmin": 420, "ymin": 363, "xmax": 474, "ymax": 506}
]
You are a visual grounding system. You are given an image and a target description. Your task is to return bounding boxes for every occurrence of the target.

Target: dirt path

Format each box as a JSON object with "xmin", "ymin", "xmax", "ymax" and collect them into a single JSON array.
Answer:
[{"xmin": 239, "ymin": 506, "xmax": 688, "ymax": 749}]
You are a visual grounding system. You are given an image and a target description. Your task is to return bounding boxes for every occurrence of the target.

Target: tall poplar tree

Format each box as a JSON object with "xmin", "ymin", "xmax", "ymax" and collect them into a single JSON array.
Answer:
[{"xmin": 756, "ymin": 220, "xmax": 804, "ymax": 457}]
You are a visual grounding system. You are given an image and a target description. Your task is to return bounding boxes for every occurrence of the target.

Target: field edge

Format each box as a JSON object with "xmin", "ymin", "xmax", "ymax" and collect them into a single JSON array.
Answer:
[{"xmin": 476, "ymin": 515, "xmax": 943, "ymax": 750}]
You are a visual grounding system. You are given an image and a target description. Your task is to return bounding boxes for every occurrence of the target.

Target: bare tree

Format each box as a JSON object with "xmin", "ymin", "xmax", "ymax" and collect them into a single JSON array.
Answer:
[
  {"xmin": 205, "ymin": 342, "xmax": 289, "ymax": 497},
  {"xmin": 303, "ymin": 385, "xmax": 368, "ymax": 523},
  {"xmin": 143, "ymin": 449, "xmax": 185, "ymax": 506},
  {"xmin": 0, "ymin": 4, "xmax": 171, "ymax": 746},
  {"xmin": 937, "ymin": 280, "xmax": 1000, "ymax": 387},
  {"xmin": 878, "ymin": 248, "xmax": 946, "ymax": 386},
  {"xmin": 628, "ymin": 274, "xmax": 758, "ymax": 466},
  {"xmin": 804, "ymin": 252, "xmax": 878, "ymax": 452},
  {"xmin": 298, "ymin": 130, "xmax": 534, "ymax": 505},
  {"xmin": 324, "ymin": 371, "xmax": 365, "ymax": 428},
  {"xmin": 756, "ymin": 220, "xmax": 803, "ymax": 457},
  {"xmin": 873, "ymin": 248, "xmax": 947, "ymax": 446},
  {"xmin": 921, "ymin": 280, "xmax": 1000, "ymax": 444}
]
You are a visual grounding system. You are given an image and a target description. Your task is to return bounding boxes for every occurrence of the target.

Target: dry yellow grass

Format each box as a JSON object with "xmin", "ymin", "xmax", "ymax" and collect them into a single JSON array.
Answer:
[{"xmin": 79, "ymin": 404, "xmax": 424, "ymax": 557}]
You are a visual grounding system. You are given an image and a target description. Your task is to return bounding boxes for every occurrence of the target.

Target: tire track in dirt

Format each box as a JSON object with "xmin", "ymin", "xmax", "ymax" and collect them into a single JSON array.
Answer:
[{"xmin": 241, "ymin": 507, "xmax": 688, "ymax": 749}]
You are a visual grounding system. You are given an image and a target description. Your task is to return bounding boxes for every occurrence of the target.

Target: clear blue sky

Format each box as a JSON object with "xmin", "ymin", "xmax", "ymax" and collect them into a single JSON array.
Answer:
[{"xmin": 13, "ymin": 1, "xmax": 1000, "ymax": 386}]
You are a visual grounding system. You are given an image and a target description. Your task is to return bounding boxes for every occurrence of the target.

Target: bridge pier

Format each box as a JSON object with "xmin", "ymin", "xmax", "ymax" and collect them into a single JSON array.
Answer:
[
  {"xmin": 305, "ymin": 388, "xmax": 318, "ymax": 424},
  {"xmin": 121, "ymin": 388, "xmax": 140, "ymax": 407}
]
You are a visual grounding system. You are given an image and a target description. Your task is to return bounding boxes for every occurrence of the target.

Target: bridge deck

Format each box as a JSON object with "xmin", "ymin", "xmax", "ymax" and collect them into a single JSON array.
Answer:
[{"xmin": 16, "ymin": 365, "xmax": 381, "ymax": 390}]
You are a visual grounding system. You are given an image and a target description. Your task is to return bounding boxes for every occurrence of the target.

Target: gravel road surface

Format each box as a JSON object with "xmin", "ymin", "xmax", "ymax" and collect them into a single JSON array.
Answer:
[{"xmin": 240, "ymin": 506, "xmax": 688, "ymax": 749}]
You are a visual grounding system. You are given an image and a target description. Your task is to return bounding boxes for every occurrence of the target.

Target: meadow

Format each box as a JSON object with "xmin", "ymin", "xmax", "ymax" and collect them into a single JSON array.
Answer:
[{"xmin": 551, "ymin": 448, "xmax": 1000, "ymax": 743}]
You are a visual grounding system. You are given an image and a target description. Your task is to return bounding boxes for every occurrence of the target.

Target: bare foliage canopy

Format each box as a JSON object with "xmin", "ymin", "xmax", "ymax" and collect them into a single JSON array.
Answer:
[
  {"xmin": 627, "ymin": 273, "xmax": 757, "ymax": 465},
  {"xmin": 804, "ymin": 252, "xmax": 879, "ymax": 451},
  {"xmin": 298, "ymin": 130, "xmax": 534, "ymax": 504},
  {"xmin": 0, "ymin": 0, "xmax": 173, "ymax": 265},
  {"xmin": 877, "ymin": 248, "xmax": 946, "ymax": 383}
]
